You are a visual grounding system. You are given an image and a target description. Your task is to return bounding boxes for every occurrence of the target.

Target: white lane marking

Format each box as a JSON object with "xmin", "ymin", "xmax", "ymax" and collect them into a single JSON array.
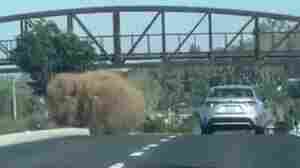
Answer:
[
  {"xmin": 142, "ymin": 146, "xmax": 150, "ymax": 150},
  {"xmin": 147, "ymin": 144, "xmax": 159, "ymax": 148},
  {"xmin": 108, "ymin": 162, "xmax": 125, "ymax": 168},
  {"xmin": 128, "ymin": 132, "xmax": 139, "ymax": 135},
  {"xmin": 25, "ymin": 130, "xmax": 31, "ymax": 134},
  {"xmin": 129, "ymin": 151, "xmax": 144, "ymax": 157},
  {"xmin": 160, "ymin": 138, "xmax": 169, "ymax": 142},
  {"xmin": 168, "ymin": 135, "xmax": 176, "ymax": 139}
]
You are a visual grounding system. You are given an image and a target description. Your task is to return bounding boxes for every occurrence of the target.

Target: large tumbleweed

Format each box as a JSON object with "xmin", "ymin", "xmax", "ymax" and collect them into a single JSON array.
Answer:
[{"xmin": 47, "ymin": 70, "xmax": 145, "ymax": 135}]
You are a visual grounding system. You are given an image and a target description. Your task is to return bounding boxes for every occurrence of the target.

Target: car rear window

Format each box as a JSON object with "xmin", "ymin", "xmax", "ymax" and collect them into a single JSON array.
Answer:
[{"xmin": 208, "ymin": 88, "xmax": 254, "ymax": 98}]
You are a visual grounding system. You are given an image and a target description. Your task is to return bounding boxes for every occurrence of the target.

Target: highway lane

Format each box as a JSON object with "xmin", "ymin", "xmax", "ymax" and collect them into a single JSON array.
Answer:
[
  {"xmin": 0, "ymin": 134, "xmax": 170, "ymax": 168},
  {"xmin": 0, "ymin": 133, "xmax": 300, "ymax": 168},
  {"xmin": 128, "ymin": 134, "xmax": 300, "ymax": 168}
]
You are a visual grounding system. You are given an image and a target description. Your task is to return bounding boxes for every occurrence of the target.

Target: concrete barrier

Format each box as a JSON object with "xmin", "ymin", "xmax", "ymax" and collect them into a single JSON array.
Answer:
[{"xmin": 0, "ymin": 128, "xmax": 90, "ymax": 147}]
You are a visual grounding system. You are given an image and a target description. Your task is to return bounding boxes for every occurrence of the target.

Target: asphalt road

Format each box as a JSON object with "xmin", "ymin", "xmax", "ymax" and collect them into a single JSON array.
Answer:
[{"xmin": 0, "ymin": 133, "xmax": 300, "ymax": 168}]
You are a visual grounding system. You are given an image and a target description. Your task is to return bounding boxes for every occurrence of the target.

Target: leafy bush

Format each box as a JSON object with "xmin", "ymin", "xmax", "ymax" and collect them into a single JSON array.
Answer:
[
  {"xmin": 142, "ymin": 112, "xmax": 196, "ymax": 133},
  {"xmin": 142, "ymin": 116, "xmax": 166, "ymax": 133},
  {"xmin": 47, "ymin": 70, "xmax": 145, "ymax": 135},
  {"xmin": 0, "ymin": 117, "xmax": 30, "ymax": 134}
]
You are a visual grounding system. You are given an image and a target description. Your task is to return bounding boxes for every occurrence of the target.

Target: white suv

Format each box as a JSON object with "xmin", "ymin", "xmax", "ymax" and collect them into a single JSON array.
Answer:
[{"xmin": 198, "ymin": 85, "xmax": 271, "ymax": 134}]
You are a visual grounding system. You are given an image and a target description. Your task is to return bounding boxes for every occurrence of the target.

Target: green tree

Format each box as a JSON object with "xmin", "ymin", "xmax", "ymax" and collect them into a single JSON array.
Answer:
[
  {"xmin": 148, "ymin": 65, "xmax": 187, "ymax": 112},
  {"xmin": 148, "ymin": 43, "xmax": 206, "ymax": 113},
  {"xmin": 13, "ymin": 19, "xmax": 97, "ymax": 95},
  {"xmin": 231, "ymin": 19, "xmax": 296, "ymax": 128},
  {"xmin": 143, "ymin": 72, "xmax": 162, "ymax": 114}
]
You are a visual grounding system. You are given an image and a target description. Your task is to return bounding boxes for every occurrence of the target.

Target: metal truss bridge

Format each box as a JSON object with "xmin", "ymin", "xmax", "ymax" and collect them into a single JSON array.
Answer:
[{"xmin": 1, "ymin": 6, "xmax": 300, "ymax": 72}]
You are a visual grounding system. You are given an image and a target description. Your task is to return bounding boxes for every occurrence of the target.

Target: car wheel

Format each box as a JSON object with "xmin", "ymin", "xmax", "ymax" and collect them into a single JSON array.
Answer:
[
  {"xmin": 202, "ymin": 126, "xmax": 213, "ymax": 135},
  {"xmin": 255, "ymin": 126, "xmax": 265, "ymax": 135}
]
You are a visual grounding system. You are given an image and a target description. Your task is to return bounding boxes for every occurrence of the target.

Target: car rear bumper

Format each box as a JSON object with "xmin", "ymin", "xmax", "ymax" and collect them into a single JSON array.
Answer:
[{"xmin": 208, "ymin": 117, "xmax": 255, "ymax": 128}]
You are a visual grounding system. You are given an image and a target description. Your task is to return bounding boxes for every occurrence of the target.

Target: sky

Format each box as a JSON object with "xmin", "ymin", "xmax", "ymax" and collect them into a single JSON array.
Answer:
[
  {"xmin": 0, "ymin": 0, "xmax": 299, "ymax": 16},
  {"xmin": 0, "ymin": 0, "xmax": 299, "ymax": 54}
]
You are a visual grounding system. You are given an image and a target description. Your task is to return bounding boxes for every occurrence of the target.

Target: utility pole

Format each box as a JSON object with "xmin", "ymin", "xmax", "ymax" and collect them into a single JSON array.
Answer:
[{"xmin": 12, "ymin": 78, "xmax": 17, "ymax": 120}]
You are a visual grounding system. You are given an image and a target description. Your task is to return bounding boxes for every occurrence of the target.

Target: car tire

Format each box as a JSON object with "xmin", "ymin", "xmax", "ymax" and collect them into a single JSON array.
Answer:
[
  {"xmin": 202, "ymin": 126, "xmax": 213, "ymax": 135},
  {"xmin": 255, "ymin": 126, "xmax": 265, "ymax": 135}
]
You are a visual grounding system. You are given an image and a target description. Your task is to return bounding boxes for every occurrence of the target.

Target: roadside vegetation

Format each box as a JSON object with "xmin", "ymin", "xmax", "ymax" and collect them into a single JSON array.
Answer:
[
  {"xmin": 47, "ymin": 70, "xmax": 145, "ymax": 135},
  {"xmin": 0, "ymin": 79, "xmax": 42, "ymax": 134},
  {"xmin": 0, "ymin": 80, "xmax": 12, "ymax": 118}
]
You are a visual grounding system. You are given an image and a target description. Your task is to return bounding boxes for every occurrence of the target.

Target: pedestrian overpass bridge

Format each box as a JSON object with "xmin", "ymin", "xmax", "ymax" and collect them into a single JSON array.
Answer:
[{"xmin": 0, "ymin": 6, "xmax": 300, "ymax": 72}]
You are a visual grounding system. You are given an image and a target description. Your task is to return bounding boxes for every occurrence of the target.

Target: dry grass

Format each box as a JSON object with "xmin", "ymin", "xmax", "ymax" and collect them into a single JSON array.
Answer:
[{"xmin": 47, "ymin": 70, "xmax": 145, "ymax": 135}]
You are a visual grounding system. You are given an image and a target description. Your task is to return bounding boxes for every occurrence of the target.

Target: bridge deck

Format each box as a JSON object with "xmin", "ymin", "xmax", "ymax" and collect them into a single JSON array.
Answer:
[{"xmin": 2, "ymin": 50, "xmax": 300, "ymax": 73}]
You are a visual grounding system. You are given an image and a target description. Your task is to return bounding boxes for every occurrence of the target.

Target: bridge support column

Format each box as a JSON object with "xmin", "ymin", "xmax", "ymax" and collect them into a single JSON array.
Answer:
[
  {"xmin": 161, "ymin": 11, "xmax": 166, "ymax": 59},
  {"xmin": 208, "ymin": 13, "xmax": 214, "ymax": 63},
  {"xmin": 20, "ymin": 20, "xmax": 29, "ymax": 36},
  {"xmin": 113, "ymin": 11, "xmax": 122, "ymax": 64},
  {"xmin": 20, "ymin": 20, "xmax": 24, "ymax": 36},
  {"xmin": 254, "ymin": 17, "xmax": 260, "ymax": 60},
  {"xmin": 67, "ymin": 15, "xmax": 74, "ymax": 33}
]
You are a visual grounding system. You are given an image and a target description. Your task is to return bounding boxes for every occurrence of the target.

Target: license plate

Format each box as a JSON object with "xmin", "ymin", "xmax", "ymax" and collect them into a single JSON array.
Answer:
[{"xmin": 216, "ymin": 105, "xmax": 243, "ymax": 113}]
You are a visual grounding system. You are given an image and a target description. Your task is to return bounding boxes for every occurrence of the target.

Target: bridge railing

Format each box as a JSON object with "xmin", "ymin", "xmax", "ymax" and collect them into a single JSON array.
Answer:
[{"xmin": 1, "ymin": 31, "xmax": 300, "ymax": 65}]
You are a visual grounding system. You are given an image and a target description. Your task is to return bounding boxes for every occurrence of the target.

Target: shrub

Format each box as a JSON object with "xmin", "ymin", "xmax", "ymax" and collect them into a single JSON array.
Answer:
[
  {"xmin": 47, "ymin": 70, "xmax": 145, "ymax": 135},
  {"xmin": 142, "ymin": 113, "xmax": 196, "ymax": 133},
  {"xmin": 142, "ymin": 116, "xmax": 166, "ymax": 133}
]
